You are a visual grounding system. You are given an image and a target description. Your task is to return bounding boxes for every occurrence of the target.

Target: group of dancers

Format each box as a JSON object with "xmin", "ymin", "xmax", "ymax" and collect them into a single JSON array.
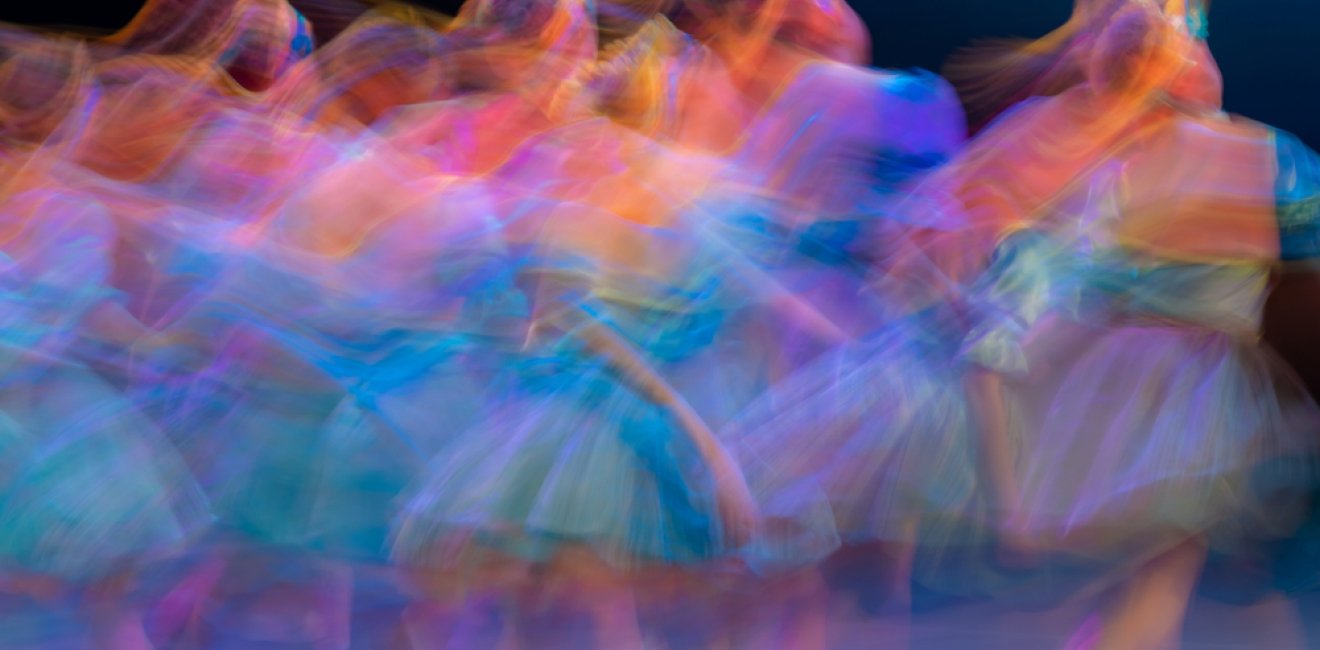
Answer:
[{"xmin": 2, "ymin": 0, "xmax": 1320, "ymax": 647}]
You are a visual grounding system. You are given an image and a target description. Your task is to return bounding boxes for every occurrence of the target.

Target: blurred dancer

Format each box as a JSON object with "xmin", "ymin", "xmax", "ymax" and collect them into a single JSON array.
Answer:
[
  {"xmin": 945, "ymin": 0, "xmax": 1212, "ymax": 131},
  {"xmin": 954, "ymin": 4, "xmax": 1320, "ymax": 648},
  {"xmin": 104, "ymin": 0, "xmax": 314, "ymax": 92},
  {"xmin": 378, "ymin": 5, "xmax": 789, "ymax": 649},
  {"xmin": 0, "ymin": 119, "xmax": 212, "ymax": 649}
]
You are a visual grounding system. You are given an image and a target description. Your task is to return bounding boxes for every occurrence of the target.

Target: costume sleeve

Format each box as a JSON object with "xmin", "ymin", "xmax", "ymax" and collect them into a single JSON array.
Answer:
[
  {"xmin": 959, "ymin": 229, "xmax": 1066, "ymax": 376},
  {"xmin": 1274, "ymin": 128, "xmax": 1320, "ymax": 262}
]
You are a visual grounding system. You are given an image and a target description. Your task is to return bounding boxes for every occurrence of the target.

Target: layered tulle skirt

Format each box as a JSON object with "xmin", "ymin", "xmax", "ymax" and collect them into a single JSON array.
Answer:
[
  {"xmin": 723, "ymin": 316, "xmax": 977, "ymax": 570},
  {"xmin": 0, "ymin": 354, "xmax": 211, "ymax": 581},
  {"xmin": 1006, "ymin": 322, "xmax": 1320, "ymax": 558},
  {"xmin": 305, "ymin": 346, "xmax": 493, "ymax": 561},
  {"xmin": 392, "ymin": 354, "xmax": 729, "ymax": 570},
  {"xmin": 154, "ymin": 363, "xmax": 342, "ymax": 548},
  {"xmin": 148, "ymin": 328, "xmax": 492, "ymax": 563}
]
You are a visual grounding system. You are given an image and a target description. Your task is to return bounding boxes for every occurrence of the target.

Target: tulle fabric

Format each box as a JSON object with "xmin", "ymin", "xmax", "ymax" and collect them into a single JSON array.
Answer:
[
  {"xmin": 390, "ymin": 195, "xmax": 772, "ymax": 569},
  {"xmin": 5, "ymin": 0, "xmax": 1317, "ymax": 624},
  {"xmin": 1009, "ymin": 321, "xmax": 1320, "ymax": 556},
  {"xmin": 0, "ymin": 364, "xmax": 213, "ymax": 580},
  {"xmin": 724, "ymin": 312, "xmax": 976, "ymax": 570},
  {"xmin": 392, "ymin": 354, "xmax": 726, "ymax": 569},
  {"xmin": 143, "ymin": 161, "xmax": 522, "ymax": 557},
  {"xmin": 977, "ymin": 241, "xmax": 1320, "ymax": 559},
  {"xmin": 0, "ymin": 188, "xmax": 212, "ymax": 580}
]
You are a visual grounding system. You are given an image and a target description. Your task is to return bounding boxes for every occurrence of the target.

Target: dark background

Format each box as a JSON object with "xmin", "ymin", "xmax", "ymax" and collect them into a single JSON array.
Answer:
[{"xmin": 864, "ymin": 1, "xmax": 1319, "ymax": 150}]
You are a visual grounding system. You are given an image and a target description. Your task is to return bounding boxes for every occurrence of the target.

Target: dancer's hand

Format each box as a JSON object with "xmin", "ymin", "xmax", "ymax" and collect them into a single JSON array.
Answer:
[
  {"xmin": 712, "ymin": 454, "xmax": 760, "ymax": 547},
  {"xmin": 664, "ymin": 394, "xmax": 761, "ymax": 546},
  {"xmin": 131, "ymin": 328, "xmax": 212, "ymax": 375},
  {"xmin": 996, "ymin": 512, "xmax": 1044, "ymax": 569},
  {"xmin": 771, "ymin": 292, "xmax": 852, "ymax": 347},
  {"xmin": 2, "ymin": 573, "xmax": 66, "ymax": 603}
]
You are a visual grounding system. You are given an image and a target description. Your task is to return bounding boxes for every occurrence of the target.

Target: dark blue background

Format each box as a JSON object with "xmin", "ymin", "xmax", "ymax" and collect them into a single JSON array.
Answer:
[{"xmin": 858, "ymin": 1, "xmax": 1319, "ymax": 147}]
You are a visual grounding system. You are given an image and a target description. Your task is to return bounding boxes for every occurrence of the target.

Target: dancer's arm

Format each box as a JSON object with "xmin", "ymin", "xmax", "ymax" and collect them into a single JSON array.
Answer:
[
  {"xmin": 965, "ymin": 368, "xmax": 1020, "ymax": 518},
  {"xmin": 766, "ymin": 288, "xmax": 852, "ymax": 346},
  {"xmin": 82, "ymin": 300, "xmax": 151, "ymax": 348},
  {"xmin": 537, "ymin": 304, "xmax": 757, "ymax": 538},
  {"xmin": 958, "ymin": 231, "xmax": 1060, "ymax": 538},
  {"xmin": 538, "ymin": 304, "xmax": 726, "ymax": 460},
  {"xmin": 683, "ymin": 208, "xmax": 853, "ymax": 345}
]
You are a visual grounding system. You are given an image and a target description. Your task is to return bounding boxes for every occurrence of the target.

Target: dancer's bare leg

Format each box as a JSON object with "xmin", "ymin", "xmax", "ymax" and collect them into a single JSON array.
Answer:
[
  {"xmin": 869, "ymin": 518, "xmax": 918, "ymax": 650},
  {"xmin": 88, "ymin": 569, "xmax": 155, "ymax": 650},
  {"xmin": 150, "ymin": 553, "xmax": 227, "ymax": 645},
  {"xmin": 312, "ymin": 559, "xmax": 353, "ymax": 650},
  {"xmin": 551, "ymin": 546, "xmax": 645, "ymax": 649},
  {"xmin": 401, "ymin": 560, "xmax": 469, "ymax": 650},
  {"xmin": 777, "ymin": 568, "xmax": 829, "ymax": 650},
  {"xmin": 1091, "ymin": 537, "xmax": 1207, "ymax": 650}
]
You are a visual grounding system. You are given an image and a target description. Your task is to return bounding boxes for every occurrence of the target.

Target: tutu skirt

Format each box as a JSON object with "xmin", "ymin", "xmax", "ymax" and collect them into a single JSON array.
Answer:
[
  {"xmin": 392, "ymin": 356, "xmax": 726, "ymax": 569},
  {"xmin": 724, "ymin": 316, "xmax": 977, "ymax": 570},
  {"xmin": 0, "ymin": 359, "xmax": 211, "ymax": 581},
  {"xmin": 305, "ymin": 348, "xmax": 490, "ymax": 562},
  {"xmin": 1008, "ymin": 322, "xmax": 1320, "ymax": 557}
]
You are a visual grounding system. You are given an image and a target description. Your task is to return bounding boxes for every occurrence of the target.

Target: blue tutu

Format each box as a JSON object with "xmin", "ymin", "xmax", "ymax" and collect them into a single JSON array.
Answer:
[
  {"xmin": 723, "ymin": 308, "xmax": 975, "ymax": 571},
  {"xmin": 0, "ymin": 191, "xmax": 211, "ymax": 581},
  {"xmin": 1275, "ymin": 127, "xmax": 1320, "ymax": 262},
  {"xmin": 964, "ymin": 225, "xmax": 1320, "ymax": 561},
  {"xmin": 392, "ymin": 214, "xmax": 768, "ymax": 569},
  {"xmin": 156, "ymin": 210, "xmax": 521, "ymax": 561}
]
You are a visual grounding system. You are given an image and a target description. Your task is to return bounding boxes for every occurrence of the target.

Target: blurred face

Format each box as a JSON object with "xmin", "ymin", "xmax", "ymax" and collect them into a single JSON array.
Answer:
[
  {"xmin": 786, "ymin": 0, "xmax": 870, "ymax": 65},
  {"xmin": 677, "ymin": 0, "xmax": 869, "ymax": 64},
  {"xmin": 449, "ymin": 0, "xmax": 596, "ymax": 92},
  {"xmin": 0, "ymin": 40, "xmax": 91, "ymax": 144},
  {"xmin": 1165, "ymin": 38, "xmax": 1222, "ymax": 110},
  {"xmin": 597, "ymin": 0, "xmax": 672, "ymax": 42},
  {"xmin": 220, "ymin": 0, "xmax": 306, "ymax": 92},
  {"xmin": 1086, "ymin": 5, "xmax": 1182, "ymax": 102}
]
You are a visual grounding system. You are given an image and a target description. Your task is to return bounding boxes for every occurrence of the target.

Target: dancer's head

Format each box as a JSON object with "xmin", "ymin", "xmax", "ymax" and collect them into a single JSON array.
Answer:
[
  {"xmin": 947, "ymin": 0, "xmax": 1212, "ymax": 129},
  {"xmin": 597, "ymin": 0, "xmax": 675, "ymax": 44},
  {"xmin": 306, "ymin": 17, "xmax": 452, "ymax": 124},
  {"xmin": 1085, "ymin": 1, "xmax": 1193, "ymax": 106},
  {"xmin": 589, "ymin": 15, "xmax": 690, "ymax": 132},
  {"xmin": 1161, "ymin": 0, "xmax": 1221, "ymax": 111},
  {"xmin": 443, "ymin": 0, "xmax": 597, "ymax": 100},
  {"xmin": 0, "ymin": 33, "xmax": 91, "ymax": 144},
  {"xmin": 219, "ymin": 0, "xmax": 312, "ymax": 91},
  {"xmin": 773, "ymin": 0, "xmax": 870, "ymax": 64},
  {"xmin": 108, "ymin": 0, "xmax": 312, "ymax": 92},
  {"xmin": 671, "ymin": 0, "xmax": 869, "ymax": 65},
  {"xmin": 1164, "ymin": 38, "xmax": 1221, "ymax": 111},
  {"xmin": 453, "ymin": 0, "xmax": 597, "ymax": 61}
]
